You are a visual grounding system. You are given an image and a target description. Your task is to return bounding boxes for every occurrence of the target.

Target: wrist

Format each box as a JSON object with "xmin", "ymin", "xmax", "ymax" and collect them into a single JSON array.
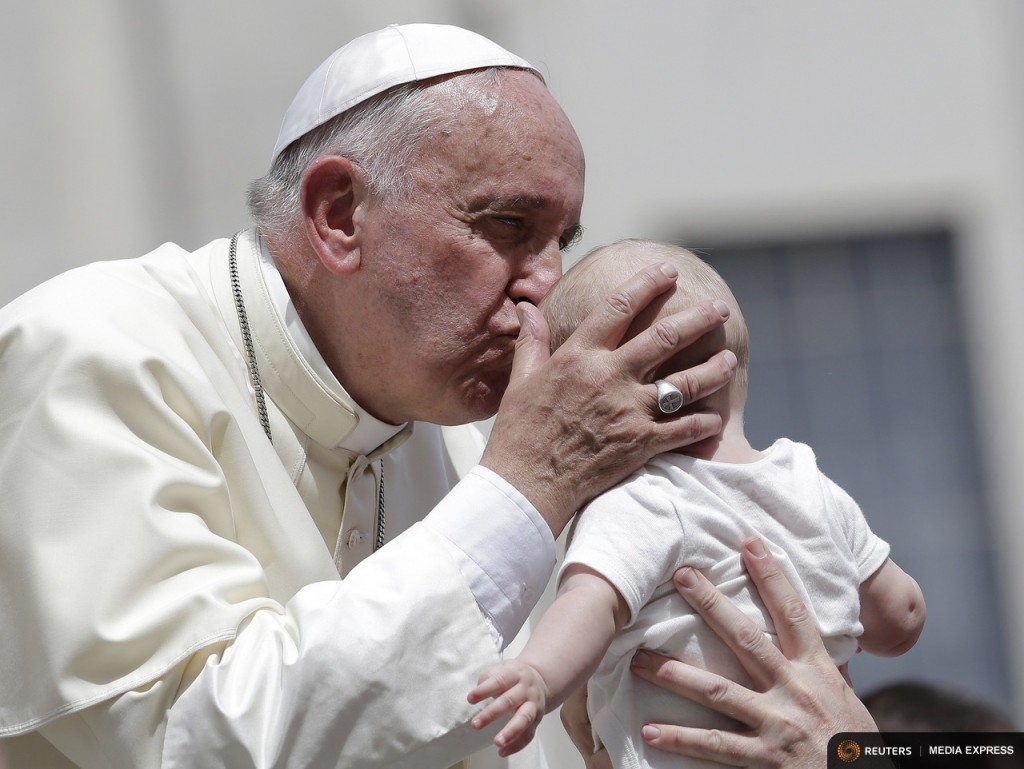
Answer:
[{"xmin": 479, "ymin": 453, "xmax": 576, "ymax": 537}]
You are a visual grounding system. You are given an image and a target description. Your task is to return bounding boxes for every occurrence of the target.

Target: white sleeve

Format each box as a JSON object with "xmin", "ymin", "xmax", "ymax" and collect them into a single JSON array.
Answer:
[
  {"xmin": 821, "ymin": 473, "xmax": 891, "ymax": 581},
  {"xmin": 425, "ymin": 466, "xmax": 556, "ymax": 649},
  {"xmin": 560, "ymin": 475, "xmax": 684, "ymax": 623},
  {"xmin": 163, "ymin": 523, "xmax": 510, "ymax": 769}
]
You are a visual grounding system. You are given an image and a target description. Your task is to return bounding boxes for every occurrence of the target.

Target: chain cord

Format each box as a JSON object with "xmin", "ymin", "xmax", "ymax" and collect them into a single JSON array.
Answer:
[
  {"xmin": 228, "ymin": 233, "xmax": 273, "ymax": 444},
  {"xmin": 374, "ymin": 460, "xmax": 386, "ymax": 551},
  {"xmin": 229, "ymin": 232, "xmax": 387, "ymax": 548}
]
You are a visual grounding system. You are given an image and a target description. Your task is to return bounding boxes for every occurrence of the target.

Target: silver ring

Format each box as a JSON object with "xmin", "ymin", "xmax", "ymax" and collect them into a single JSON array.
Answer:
[{"xmin": 655, "ymin": 379, "xmax": 684, "ymax": 415}]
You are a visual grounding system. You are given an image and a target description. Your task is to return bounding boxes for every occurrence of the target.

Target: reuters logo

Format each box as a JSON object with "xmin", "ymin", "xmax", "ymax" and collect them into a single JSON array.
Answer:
[{"xmin": 837, "ymin": 739, "xmax": 862, "ymax": 762}]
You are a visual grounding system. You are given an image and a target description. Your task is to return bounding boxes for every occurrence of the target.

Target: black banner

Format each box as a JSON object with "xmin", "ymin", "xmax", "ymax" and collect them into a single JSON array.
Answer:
[{"xmin": 828, "ymin": 733, "xmax": 1024, "ymax": 768}]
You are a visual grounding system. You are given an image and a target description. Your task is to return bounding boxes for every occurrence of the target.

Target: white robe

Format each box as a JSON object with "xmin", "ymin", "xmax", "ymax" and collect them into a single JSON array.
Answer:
[{"xmin": 0, "ymin": 230, "xmax": 554, "ymax": 768}]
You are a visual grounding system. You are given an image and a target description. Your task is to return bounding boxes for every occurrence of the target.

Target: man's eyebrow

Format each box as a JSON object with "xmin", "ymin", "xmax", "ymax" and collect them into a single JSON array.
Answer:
[{"xmin": 469, "ymin": 195, "xmax": 549, "ymax": 212}]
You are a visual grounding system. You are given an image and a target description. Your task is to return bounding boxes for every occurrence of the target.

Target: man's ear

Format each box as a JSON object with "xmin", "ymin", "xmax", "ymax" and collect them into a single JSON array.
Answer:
[{"xmin": 301, "ymin": 155, "xmax": 368, "ymax": 275}]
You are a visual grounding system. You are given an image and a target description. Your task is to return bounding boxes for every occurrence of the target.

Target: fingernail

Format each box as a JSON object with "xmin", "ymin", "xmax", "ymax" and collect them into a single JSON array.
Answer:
[
  {"xmin": 744, "ymin": 538, "xmax": 767, "ymax": 559},
  {"xmin": 642, "ymin": 725, "xmax": 661, "ymax": 741},
  {"xmin": 659, "ymin": 263, "xmax": 679, "ymax": 279},
  {"xmin": 713, "ymin": 300, "xmax": 730, "ymax": 318},
  {"xmin": 674, "ymin": 566, "xmax": 698, "ymax": 589},
  {"xmin": 632, "ymin": 650, "xmax": 652, "ymax": 669},
  {"xmin": 723, "ymin": 350, "xmax": 737, "ymax": 369}
]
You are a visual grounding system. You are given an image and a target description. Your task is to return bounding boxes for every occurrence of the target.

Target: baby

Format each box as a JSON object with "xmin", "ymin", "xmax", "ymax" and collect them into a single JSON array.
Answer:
[{"xmin": 468, "ymin": 239, "xmax": 926, "ymax": 768}]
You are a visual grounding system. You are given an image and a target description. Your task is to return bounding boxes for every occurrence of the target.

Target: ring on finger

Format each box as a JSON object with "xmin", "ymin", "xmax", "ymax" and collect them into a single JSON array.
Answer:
[{"xmin": 655, "ymin": 379, "xmax": 684, "ymax": 415}]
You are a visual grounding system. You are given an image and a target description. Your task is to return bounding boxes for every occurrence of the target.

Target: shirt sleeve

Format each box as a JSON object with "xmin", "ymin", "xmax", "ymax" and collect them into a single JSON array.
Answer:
[
  {"xmin": 425, "ymin": 466, "xmax": 556, "ymax": 650},
  {"xmin": 822, "ymin": 474, "xmax": 891, "ymax": 582},
  {"xmin": 560, "ymin": 474, "xmax": 684, "ymax": 624}
]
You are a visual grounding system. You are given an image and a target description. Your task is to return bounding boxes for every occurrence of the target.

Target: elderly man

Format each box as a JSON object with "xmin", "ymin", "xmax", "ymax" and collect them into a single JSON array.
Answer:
[{"xmin": 0, "ymin": 24, "xmax": 871, "ymax": 769}]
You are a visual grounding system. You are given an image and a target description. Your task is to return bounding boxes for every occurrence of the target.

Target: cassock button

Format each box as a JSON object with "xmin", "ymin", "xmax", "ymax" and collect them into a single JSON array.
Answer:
[{"xmin": 346, "ymin": 529, "xmax": 367, "ymax": 549}]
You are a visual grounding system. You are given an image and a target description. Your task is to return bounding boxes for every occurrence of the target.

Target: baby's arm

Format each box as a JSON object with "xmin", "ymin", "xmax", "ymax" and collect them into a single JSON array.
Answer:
[
  {"xmin": 468, "ymin": 564, "xmax": 629, "ymax": 756},
  {"xmin": 857, "ymin": 557, "xmax": 926, "ymax": 657}
]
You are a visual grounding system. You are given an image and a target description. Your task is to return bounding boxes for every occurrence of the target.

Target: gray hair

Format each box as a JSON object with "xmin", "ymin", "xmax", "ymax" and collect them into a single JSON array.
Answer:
[{"xmin": 246, "ymin": 67, "xmax": 537, "ymax": 242}]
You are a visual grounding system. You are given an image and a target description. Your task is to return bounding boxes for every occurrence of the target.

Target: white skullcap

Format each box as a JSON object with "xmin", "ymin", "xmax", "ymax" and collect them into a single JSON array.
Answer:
[{"xmin": 271, "ymin": 23, "xmax": 540, "ymax": 162}]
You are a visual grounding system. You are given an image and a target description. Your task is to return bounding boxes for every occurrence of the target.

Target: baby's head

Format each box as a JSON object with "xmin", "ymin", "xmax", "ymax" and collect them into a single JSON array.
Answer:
[{"xmin": 541, "ymin": 239, "xmax": 750, "ymax": 410}]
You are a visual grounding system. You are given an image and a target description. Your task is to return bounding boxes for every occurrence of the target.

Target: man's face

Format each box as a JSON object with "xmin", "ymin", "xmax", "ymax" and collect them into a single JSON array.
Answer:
[{"xmin": 343, "ymin": 71, "xmax": 585, "ymax": 425}]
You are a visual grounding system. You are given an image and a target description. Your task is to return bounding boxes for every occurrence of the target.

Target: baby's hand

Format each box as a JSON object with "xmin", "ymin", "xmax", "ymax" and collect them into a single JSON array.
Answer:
[{"xmin": 468, "ymin": 660, "xmax": 549, "ymax": 757}]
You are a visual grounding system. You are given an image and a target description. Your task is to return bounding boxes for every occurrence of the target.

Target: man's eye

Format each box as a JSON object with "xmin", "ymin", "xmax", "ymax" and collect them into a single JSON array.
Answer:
[
  {"xmin": 484, "ymin": 217, "xmax": 529, "ymax": 243},
  {"xmin": 494, "ymin": 217, "xmax": 524, "ymax": 231}
]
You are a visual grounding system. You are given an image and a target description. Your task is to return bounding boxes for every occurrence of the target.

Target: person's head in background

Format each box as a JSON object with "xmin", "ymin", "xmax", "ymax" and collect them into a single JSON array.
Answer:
[
  {"xmin": 862, "ymin": 681, "xmax": 1016, "ymax": 732},
  {"xmin": 541, "ymin": 239, "xmax": 751, "ymax": 460}
]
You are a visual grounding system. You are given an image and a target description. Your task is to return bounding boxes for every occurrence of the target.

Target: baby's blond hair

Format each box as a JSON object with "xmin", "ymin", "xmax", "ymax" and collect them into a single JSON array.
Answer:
[{"xmin": 542, "ymin": 239, "xmax": 749, "ymax": 401}]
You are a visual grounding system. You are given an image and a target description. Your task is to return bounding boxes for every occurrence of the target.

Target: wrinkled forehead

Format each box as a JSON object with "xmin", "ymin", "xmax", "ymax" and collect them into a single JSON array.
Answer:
[{"xmin": 407, "ymin": 73, "xmax": 585, "ymax": 211}]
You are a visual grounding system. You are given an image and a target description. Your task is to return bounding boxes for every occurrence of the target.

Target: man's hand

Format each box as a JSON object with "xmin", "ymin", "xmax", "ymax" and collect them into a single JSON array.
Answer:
[
  {"xmin": 560, "ymin": 686, "xmax": 612, "ymax": 769},
  {"xmin": 468, "ymin": 660, "xmax": 549, "ymax": 757},
  {"xmin": 482, "ymin": 262, "xmax": 736, "ymax": 536},
  {"xmin": 629, "ymin": 538, "xmax": 878, "ymax": 768}
]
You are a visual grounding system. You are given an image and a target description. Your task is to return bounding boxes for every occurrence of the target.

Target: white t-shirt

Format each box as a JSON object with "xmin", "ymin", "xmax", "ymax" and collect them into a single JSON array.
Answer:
[{"xmin": 562, "ymin": 438, "xmax": 890, "ymax": 769}]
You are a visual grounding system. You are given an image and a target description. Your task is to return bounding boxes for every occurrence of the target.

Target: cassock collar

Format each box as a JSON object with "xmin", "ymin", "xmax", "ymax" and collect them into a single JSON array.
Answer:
[{"xmin": 231, "ymin": 229, "xmax": 409, "ymax": 455}]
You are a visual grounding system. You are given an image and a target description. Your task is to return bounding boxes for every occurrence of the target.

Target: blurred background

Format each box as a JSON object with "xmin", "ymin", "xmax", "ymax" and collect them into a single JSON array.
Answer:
[{"xmin": 2, "ymin": 0, "xmax": 1022, "ymax": 763}]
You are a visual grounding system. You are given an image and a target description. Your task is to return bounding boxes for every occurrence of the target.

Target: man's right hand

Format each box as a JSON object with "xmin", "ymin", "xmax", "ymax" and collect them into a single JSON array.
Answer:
[{"xmin": 560, "ymin": 686, "xmax": 612, "ymax": 769}]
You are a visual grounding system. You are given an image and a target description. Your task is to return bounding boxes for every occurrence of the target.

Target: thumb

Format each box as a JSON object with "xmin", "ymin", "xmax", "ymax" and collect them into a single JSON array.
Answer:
[{"xmin": 509, "ymin": 303, "xmax": 551, "ymax": 384}]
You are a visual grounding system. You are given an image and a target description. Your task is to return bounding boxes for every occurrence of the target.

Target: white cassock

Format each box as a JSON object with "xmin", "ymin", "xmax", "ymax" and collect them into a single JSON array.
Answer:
[{"xmin": 0, "ymin": 230, "xmax": 563, "ymax": 769}]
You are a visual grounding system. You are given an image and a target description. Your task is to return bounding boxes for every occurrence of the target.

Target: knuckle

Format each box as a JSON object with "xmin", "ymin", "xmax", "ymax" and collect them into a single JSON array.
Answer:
[
  {"xmin": 781, "ymin": 593, "xmax": 813, "ymax": 626},
  {"xmin": 650, "ymin": 319, "xmax": 680, "ymax": 353},
  {"xmin": 604, "ymin": 290, "xmax": 635, "ymax": 320},
  {"xmin": 492, "ymin": 670, "xmax": 515, "ymax": 690},
  {"xmin": 702, "ymin": 676, "xmax": 731, "ymax": 707},
  {"xmin": 668, "ymin": 413, "xmax": 716, "ymax": 447},
  {"xmin": 674, "ymin": 371, "xmax": 701, "ymax": 404},
  {"xmin": 788, "ymin": 682, "xmax": 819, "ymax": 713},
  {"xmin": 734, "ymin": 623, "xmax": 766, "ymax": 655},
  {"xmin": 499, "ymin": 691, "xmax": 522, "ymax": 711},
  {"xmin": 700, "ymin": 729, "xmax": 725, "ymax": 754},
  {"xmin": 517, "ymin": 706, "xmax": 537, "ymax": 726},
  {"xmin": 687, "ymin": 584, "xmax": 721, "ymax": 616}
]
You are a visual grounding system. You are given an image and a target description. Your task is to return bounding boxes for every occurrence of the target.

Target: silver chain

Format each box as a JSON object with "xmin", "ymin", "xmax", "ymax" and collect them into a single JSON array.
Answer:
[
  {"xmin": 228, "ymin": 232, "xmax": 386, "ymax": 550},
  {"xmin": 229, "ymin": 233, "xmax": 272, "ymax": 444},
  {"xmin": 374, "ymin": 459, "xmax": 386, "ymax": 551}
]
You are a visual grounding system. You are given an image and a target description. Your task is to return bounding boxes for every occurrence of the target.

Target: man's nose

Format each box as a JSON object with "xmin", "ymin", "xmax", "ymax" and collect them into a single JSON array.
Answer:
[{"xmin": 508, "ymin": 243, "xmax": 563, "ymax": 305}]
